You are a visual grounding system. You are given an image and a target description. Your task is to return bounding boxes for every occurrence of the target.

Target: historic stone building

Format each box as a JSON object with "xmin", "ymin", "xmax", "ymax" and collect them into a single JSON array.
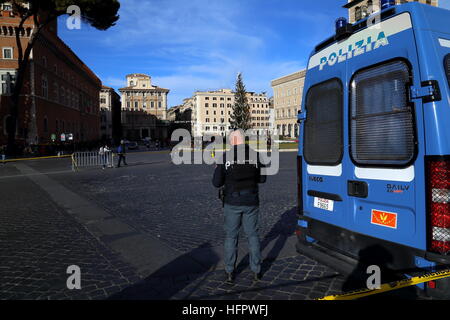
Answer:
[
  {"xmin": 100, "ymin": 85, "xmax": 121, "ymax": 144},
  {"xmin": 185, "ymin": 89, "xmax": 271, "ymax": 138},
  {"xmin": 271, "ymin": 69, "xmax": 306, "ymax": 138},
  {"xmin": 0, "ymin": 3, "xmax": 101, "ymax": 147},
  {"xmin": 119, "ymin": 74, "xmax": 169, "ymax": 121},
  {"xmin": 344, "ymin": 0, "xmax": 439, "ymax": 23},
  {"xmin": 118, "ymin": 74, "xmax": 171, "ymax": 142}
]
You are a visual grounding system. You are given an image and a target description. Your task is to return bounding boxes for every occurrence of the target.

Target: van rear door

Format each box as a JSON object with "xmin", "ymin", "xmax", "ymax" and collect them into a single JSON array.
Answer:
[
  {"xmin": 302, "ymin": 11, "xmax": 428, "ymax": 252},
  {"xmin": 345, "ymin": 12, "xmax": 427, "ymax": 251}
]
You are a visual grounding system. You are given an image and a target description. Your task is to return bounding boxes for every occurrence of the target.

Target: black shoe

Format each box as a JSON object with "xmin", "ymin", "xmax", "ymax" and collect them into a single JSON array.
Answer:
[
  {"xmin": 254, "ymin": 272, "xmax": 262, "ymax": 282},
  {"xmin": 225, "ymin": 272, "xmax": 234, "ymax": 284}
]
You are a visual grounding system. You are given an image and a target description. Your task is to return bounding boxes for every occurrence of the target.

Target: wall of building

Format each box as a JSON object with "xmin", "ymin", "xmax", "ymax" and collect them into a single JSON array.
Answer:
[
  {"xmin": 119, "ymin": 74, "xmax": 169, "ymax": 121},
  {"xmin": 271, "ymin": 70, "xmax": 306, "ymax": 138},
  {"xmin": 346, "ymin": 0, "xmax": 439, "ymax": 23},
  {"xmin": 0, "ymin": 7, "xmax": 101, "ymax": 148},
  {"xmin": 189, "ymin": 89, "xmax": 271, "ymax": 138}
]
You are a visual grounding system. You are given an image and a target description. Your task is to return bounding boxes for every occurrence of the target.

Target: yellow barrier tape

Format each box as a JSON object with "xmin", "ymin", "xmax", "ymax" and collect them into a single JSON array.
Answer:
[
  {"xmin": 318, "ymin": 269, "xmax": 450, "ymax": 300},
  {"xmin": 1, "ymin": 154, "xmax": 72, "ymax": 163}
]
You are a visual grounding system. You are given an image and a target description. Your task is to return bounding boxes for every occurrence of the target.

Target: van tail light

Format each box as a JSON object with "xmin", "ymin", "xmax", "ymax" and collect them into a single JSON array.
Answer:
[
  {"xmin": 427, "ymin": 159, "xmax": 450, "ymax": 254},
  {"xmin": 297, "ymin": 156, "xmax": 304, "ymax": 215}
]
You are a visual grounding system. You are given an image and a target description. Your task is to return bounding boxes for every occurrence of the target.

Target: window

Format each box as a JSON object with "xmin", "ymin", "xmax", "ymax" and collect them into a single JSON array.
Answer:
[
  {"xmin": 2, "ymin": 48, "xmax": 13, "ymax": 59},
  {"xmin": 355, "ymin": 6, "xmax": 362, "ymax": 21},
  {"xmin": 60, "ymin": 87, "xmax": 65, "ymax": 105},
  {"xmin": 42, "ymin": 75, "xmax": 48, "ymax": 98},
  {"xmin": 445, "ymin": 54, "xmax": 450, "ymax": 88},
  {"xmin": 43, "ymin": 117, "xmax": 48, "ymax": 133},
  {"xmin": 51, "ymin": 82, "xmax": 58, "ymax": 102},
  {"xmin": 1, "ymin": 71, "xmax": 15, "ymax": 95},
  {"xmin": 350, "ymin": 60, "xmax": 415, "ymax": 166},
  {"xmin": 304, "ymin": 79, "xmax": 343, "ymax": 165}
]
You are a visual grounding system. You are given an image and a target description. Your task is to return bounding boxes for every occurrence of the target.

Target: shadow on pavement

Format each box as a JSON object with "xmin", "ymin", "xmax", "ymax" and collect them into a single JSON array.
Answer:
[
  {"xmin": 108, "ymin": 242, "xmax": 220, "ymax": 300},
  {"xmin": 108, "ymin": 207, "xmax": 298, "ymax": 300},
  {"xmin": 342, "ymin": 244, "xmax": 419, "ymax": 299}
]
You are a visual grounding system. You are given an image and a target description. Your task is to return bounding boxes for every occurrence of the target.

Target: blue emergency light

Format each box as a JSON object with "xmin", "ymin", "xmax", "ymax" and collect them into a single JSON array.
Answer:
[
  {"xmin": 381, "ymin": 0, "xmax": 396, "ymax": 10},
  {"xmin": 335, "ymin": 17, "xmax": 347, "ymax": 30}
]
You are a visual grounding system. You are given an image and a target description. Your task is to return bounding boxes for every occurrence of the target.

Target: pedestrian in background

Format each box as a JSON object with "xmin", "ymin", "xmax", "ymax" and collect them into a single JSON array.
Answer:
[
  {"xmin": 99, "ymin": 145, "xmax": 110, "ymax": 169},
  {"xmin": 212, "ymin": 130, "xmax": 267, "ymax": 283},
  {"xmin": 116, "ymin": 141, "xmax": 128, "ymax": 168}
]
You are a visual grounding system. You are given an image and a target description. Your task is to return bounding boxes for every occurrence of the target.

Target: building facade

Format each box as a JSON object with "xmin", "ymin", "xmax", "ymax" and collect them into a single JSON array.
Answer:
[
  {"xmin": 119, "ymin": 74, "xmax": 169, "ymax": 121},
  {"xmin": 0, "ymin": 4, "xmax": 101, "ymax": 148},
  {"xmin": 344, "ymin": 0, "xmax": 439, "ymax": 23},
  {"xmin": 187, "ymin": 89, "xmax": 271, "ymax": 138},
  {"xmin": 271, "ymin": 69, "xmax": 306, "ymax": 138},
  {"xmin": 100, "ymin": 85, "xmax": 121, "ymax": 144}
]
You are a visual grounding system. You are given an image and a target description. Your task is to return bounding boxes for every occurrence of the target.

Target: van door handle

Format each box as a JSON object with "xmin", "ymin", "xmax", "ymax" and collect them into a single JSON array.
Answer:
[{"xmin": 348, "ymin": 180, "xmax": 368, "ymax": 198}]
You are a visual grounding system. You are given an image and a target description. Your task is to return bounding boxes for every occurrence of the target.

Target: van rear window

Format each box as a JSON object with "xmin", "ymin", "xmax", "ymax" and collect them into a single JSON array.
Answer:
[
  {"xmin": 350, "ymin": 60, "xmax": 416, "ymax": 166},
  {"xmin": 445, "ymin": 54, "xmax": 450, "ymax": 88},
  {"xmin": 304, "ymin": 79, "xmax": 343, "ymax": 165}
]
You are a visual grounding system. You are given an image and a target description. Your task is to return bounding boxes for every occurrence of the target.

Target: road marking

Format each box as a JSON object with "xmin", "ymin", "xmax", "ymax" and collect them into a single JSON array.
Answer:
[
  {"xmin": 318, "ymin": 269, "xmax": 450, "ymax": 300},
  {"xmin": 1, "ymin": 154, "xmax": 72, "ymax": 163}
]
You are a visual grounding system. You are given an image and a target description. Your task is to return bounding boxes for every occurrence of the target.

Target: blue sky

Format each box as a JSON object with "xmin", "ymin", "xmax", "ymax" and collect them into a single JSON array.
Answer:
[{"xmin": 58, "ymin": 0, "xmax": 450, "ymax": 107}]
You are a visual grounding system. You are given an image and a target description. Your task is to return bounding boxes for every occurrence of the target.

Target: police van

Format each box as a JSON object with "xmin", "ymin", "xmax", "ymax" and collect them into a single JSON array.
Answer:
[{"xmin": 297, "ymin": 1, "xmax": 450, "ymax": 298}]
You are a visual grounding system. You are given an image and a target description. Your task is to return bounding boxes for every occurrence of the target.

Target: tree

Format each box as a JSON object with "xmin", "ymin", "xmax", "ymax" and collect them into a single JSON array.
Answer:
[
  {"xmin": 230, "ymin": 73, "xmax": 251, "ymax": 131},
  {"xmin": 0, "ymin": 0, "xmax": 120, "ymax": 155}
]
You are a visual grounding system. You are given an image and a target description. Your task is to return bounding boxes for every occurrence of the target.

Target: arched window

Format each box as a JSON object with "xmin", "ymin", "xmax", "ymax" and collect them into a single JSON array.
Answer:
[
  {"xmin": 41, "ymin": 75, "xmax": 48, "ymax": 98},
  {"xmin": 355, "ymin": 6, "xmax": 362, "ymax": 21}
]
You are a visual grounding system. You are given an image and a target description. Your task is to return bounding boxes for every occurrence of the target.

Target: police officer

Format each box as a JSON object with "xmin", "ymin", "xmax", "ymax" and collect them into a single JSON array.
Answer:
[{"xmin": 212, "ymin": 130, "xmax": 266, "ymax": 283}]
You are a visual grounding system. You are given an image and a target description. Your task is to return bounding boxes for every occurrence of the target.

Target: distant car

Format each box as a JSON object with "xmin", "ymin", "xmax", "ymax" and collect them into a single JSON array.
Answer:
[{"xmin": 126, "ymin": 141, "xmax": 139, "ymax": 150}]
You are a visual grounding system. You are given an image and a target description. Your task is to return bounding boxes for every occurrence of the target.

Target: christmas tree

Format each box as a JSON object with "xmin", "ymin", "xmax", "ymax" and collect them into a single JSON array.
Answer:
[{"xmin": 230, "ymin": 73, "xmax": 251, "ymax": 131}]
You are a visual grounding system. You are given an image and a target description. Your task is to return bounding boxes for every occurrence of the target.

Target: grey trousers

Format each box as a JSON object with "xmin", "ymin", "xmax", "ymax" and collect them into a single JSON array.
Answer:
[{"xmin": 223, "ymin": 204, "xmax": 262, "ymax": 274}]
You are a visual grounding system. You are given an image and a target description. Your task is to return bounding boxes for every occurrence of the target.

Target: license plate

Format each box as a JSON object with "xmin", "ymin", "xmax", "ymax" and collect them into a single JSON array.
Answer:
[{"xmin": 314, "ymin": 197, "xmax": 334, "ymax": 212}]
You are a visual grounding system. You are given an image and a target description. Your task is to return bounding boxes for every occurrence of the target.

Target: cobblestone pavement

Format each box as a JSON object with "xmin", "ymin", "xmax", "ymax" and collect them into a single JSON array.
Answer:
[
  {"xmin": 50, "ymin": 151, "xmax": 298, "ymax": 253},
  {"xmin": 110, "ymin": 254, "xmax": 345, "ymax": 300},
  {"xmin": 0, "ymin": 152, "xmax": 425, "ymax": 300},
  {"xmin": 0, "ymin": 165, "xmax": 141, "ymax": 300}
]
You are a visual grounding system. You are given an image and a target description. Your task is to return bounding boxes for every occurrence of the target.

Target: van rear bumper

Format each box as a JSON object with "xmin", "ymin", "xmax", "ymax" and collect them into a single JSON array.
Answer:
[
  {"xmin": 296, "ymin": 215, "xmax": 450, "ymax": 300},
  {"xmin": 297, "ymin": 215, "xmax": 450, "ymax": 299},
  {"xmin": 298, "ymin": 215, "xmax": 450, "ymax": 268}
]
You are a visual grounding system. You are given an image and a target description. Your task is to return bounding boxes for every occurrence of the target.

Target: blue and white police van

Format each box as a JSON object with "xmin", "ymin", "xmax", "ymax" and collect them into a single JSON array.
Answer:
[{"xmin": 297, "ymin": 0, "xmax": 450, "ymax": 298}]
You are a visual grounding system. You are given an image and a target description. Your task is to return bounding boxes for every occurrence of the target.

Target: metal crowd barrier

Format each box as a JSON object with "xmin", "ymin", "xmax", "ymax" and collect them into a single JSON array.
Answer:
[{"xmin": 71, "ymin": 151, "xmax": 114, "ymax": 171}]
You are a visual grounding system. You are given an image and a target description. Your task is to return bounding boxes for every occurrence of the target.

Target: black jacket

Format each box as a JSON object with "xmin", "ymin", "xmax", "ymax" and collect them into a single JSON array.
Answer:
[{"xmin": 212, "ymin": 144, "xmax": 266, "ymax": 206}]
